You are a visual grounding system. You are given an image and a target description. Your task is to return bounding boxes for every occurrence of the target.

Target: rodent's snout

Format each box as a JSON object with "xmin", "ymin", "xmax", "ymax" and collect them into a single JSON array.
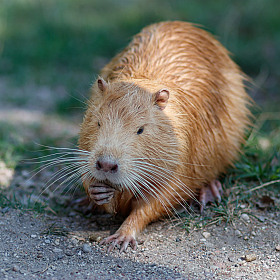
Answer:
[{"xmin": 95, "ymin": 157, "xmax": 119, "ymax": 174}]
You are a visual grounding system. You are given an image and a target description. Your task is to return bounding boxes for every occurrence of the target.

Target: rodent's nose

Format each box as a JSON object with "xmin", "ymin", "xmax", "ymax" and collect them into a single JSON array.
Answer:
[{"xmin": 96, "ymin": 158, "xmax": 118, "ymax": 173}]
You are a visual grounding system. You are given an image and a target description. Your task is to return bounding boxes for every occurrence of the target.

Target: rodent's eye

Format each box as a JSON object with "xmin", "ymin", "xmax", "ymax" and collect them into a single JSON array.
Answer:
[
  {"xmin": 137, "ymin": 126, "xmax": 144, "ymax": 135},
  {"xmin": 98, "ymin": 121, "xmax": 101, "ymax": 127}
]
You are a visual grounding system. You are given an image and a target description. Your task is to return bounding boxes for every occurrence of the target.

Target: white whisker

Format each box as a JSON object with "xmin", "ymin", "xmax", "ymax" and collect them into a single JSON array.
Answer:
[
  {"xmin": 133, "ymin": 168, "xmax": 191, "ymax": 217},
  {"xmin": 132, "ymin": 161, "xmax": 198, "ymax": 201},
  {"xmin": 131, "ymin": 179, "xmax": 173, "ymax": 219},
  {"xmin": 39, "ymin": 162, "xmax": 88, "ymax": 195}
]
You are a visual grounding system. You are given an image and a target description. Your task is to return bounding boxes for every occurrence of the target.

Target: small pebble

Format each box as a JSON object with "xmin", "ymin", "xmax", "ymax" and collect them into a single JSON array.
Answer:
[
  {"xmin": 138, "ymin": 239, "xmax": 144, "ymax": 245},
  {"xmin": 234, "ymin": 230, "xmax": 242, "ymax": 237},
  {"xmin": 54, "ymin": 239, "xmax": 60, "ymax": 245},
  {"xmin": 275, "ymin": 245, "xmax": 280, "ymax": 251},
  {"xmin": 65, "ymin": 250, "xmax": 75, "ymax": 256},
  {"xmin": 240, "ymin": 213, "xmax": 250, "ymax": 222},
  {"xmin": 258, "ymin": 216, "xmax": 265, "ymax": 222},
  {"xmin": 57, "ymin": 253, "xmax": 64, "ymax": 260},
  {"xmin": 30, "ymin": 235, "xmax": 37, "ymax": 238},
  {"xmin": 89, "ymin": 234, "xmax": 102, "ymax": 242},
  {"xmin": 21, "ymin": 170, "xmax": 30, "ymax": 178},
  {"xmin": 53, "ymin": 248, "xmax": 63, "ymax": 253},
  {"xmin": 31, "ymin": 265, "xmax": 41, "ymax": 271},
  {"xmin": 1, "ymin": 207, "xmax": 10, "ymax": 214},
  {"xmin": 202, "ymin": 232, "xmax": 211, "ymax": 238},
  {"xmin": 175, "ymin": 237, "xmax": 181, "ymax": 242},
  {"xmin": 19, "ymin": 269, "xmax": 28, "ymax": 275},
  {"xmin": 82, "ymin": 243, "xmax": 91, "ymax": 253},
  {"xmin": 45, "ymin": 239, "xmax": 51, "ymax": 244},
  {"xmin": 68, "ymin": 212, "xmax": 76, "ymax": 217},
  {"xmin": 244, "ymin": 254, "xmax": 257, "ymax": 262},
  {"xmin": 244, "ymin": 236, "xmax": 249, "ymax": 240},
  {"xmin": 12, "ymin": 265, "xmax": 20, "ymax": 272},
  {"xmin": 71, "ymin": 238, "xmax": 79, "ymax": 246},
  {"xmin": 228, "ymin": 255, "xmax": 236, "ymax": 262}
]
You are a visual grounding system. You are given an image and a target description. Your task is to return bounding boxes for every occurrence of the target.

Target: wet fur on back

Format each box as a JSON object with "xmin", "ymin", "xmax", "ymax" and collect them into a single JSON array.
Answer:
[{"xmin": 78, "ymin": 21, "xmax": 251, "ymax": 248}]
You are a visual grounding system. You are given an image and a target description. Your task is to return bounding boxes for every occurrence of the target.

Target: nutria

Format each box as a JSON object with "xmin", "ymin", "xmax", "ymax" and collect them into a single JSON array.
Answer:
[{"xmin": 78, "ymin": 21, "xmax": 251, "ymax": 252}]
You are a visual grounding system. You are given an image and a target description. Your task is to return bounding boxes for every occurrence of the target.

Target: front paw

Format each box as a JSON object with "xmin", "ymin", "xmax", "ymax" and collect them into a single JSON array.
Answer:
[
  {"xmin": 99, "ymin": 233, "xmax": 137, "ymax": 253},
  {"xmin": 88, "ymin": 184, "xmax": 115, "ymax": 205}
]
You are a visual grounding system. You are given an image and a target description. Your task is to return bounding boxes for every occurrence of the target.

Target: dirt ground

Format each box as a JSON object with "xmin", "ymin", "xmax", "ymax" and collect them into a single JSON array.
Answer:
[{"xmin": 0, "ymin": 199, "xmax": 279, "ymax": 280}]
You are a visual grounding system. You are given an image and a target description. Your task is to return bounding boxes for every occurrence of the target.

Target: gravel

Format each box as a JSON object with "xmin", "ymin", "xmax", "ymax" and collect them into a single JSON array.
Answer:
[
  {"xmin": 82, "ymin": 243, "xmax": 92, "ymax": 253},
  {"xmin": 240, "ymin": 213, "xmax": 250, "ymax": 222},
  {"xmin": 0, "ymin": 208, "xmax": 279, "ymax": 280}
]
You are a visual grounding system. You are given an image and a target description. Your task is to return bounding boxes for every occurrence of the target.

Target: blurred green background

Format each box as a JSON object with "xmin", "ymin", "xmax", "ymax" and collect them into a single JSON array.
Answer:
[{"xmin": 0, "ymin": 0, "xmax": 280, "ymax": 169}]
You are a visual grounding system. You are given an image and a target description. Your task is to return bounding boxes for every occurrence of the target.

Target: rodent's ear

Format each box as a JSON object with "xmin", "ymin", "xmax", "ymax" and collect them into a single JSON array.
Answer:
[
  {"xmin": 154, "ymin": 89, "xmax": 169, "ymax": 110},
  {"xmin": 97, "ymin": 78, "xmax": 108, "ymax": 92}
]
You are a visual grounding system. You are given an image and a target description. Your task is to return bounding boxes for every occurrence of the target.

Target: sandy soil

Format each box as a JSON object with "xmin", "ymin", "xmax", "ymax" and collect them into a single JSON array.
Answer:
[{"xmin": 0, "ymin": 201, "xmax": 279, "ymax": 280}]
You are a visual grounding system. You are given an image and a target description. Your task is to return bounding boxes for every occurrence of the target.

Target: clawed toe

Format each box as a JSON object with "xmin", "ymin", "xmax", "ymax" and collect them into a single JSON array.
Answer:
[
  {"xmin": 198, "ymin": 179, "xmax": 223, "ymax": 212},
  {"xmin": 209, "ymin": 180, "xmax": 222, "ymax": 203},
  {"xmin": 100, "ymin": 233, "xmax": 137, "ymax": 253}
]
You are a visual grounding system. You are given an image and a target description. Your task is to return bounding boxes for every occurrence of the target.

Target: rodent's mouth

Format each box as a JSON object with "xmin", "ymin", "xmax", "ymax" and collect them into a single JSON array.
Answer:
[{"xmin": 91, "ymin": 179, "xmax": 120, "ymax": 190}]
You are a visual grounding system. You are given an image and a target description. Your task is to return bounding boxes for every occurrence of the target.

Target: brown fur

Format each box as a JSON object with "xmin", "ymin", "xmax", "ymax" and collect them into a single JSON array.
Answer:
[{"xmin": 79, "ymin": 21, "xmax": 251, "ymax": 243}]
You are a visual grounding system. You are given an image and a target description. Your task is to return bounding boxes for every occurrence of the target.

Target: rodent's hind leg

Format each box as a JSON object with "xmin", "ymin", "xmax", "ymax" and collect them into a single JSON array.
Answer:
[
  {"xmin": 199, "ymin": 180, "xmax": 223, "ymax": 212},
  {"xmin": 100, "ymin": 232, "xmax": 137, "ymax": 253}
]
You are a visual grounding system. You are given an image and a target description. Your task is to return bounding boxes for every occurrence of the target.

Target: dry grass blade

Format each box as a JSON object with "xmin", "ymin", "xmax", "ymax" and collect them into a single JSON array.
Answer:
[
  {"xmin": 247, "ymin": 179, "xmax": 280, "ymax": 193},
  {"xmin": 42, "ymin": 222, "xmax": 69, "ymax": 237}
]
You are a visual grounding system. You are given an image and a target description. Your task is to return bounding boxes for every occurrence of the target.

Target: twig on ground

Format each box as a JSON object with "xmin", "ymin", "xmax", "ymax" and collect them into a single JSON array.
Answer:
[{"xmin": 247, "ymin": 179, "xmax": 280, "ymax": 193}]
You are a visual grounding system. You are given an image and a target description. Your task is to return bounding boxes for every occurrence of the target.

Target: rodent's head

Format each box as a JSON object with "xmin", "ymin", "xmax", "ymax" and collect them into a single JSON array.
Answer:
[{"xmin": 79, "ymin": 78, "xmax": 179, "ymax": 199}]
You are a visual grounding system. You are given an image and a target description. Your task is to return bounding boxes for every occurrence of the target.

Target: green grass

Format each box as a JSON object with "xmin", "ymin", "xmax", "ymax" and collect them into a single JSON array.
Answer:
[
  {"xmin": 41, "ymin": 222, "xmax": 69, "ymax": 237},
  {"xmin": 0, "ymin": 191, "xmax": 47, "ymax": 214},
  {"xmin": 0, "ymin": 122, "xmax": 27, "ymax": 168}
]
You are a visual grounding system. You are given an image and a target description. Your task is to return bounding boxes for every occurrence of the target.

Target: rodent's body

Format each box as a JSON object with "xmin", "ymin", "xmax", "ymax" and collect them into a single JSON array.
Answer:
[{"xmin": 79, "ymin": 21, "xmax": 251, "ymax": 251}]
